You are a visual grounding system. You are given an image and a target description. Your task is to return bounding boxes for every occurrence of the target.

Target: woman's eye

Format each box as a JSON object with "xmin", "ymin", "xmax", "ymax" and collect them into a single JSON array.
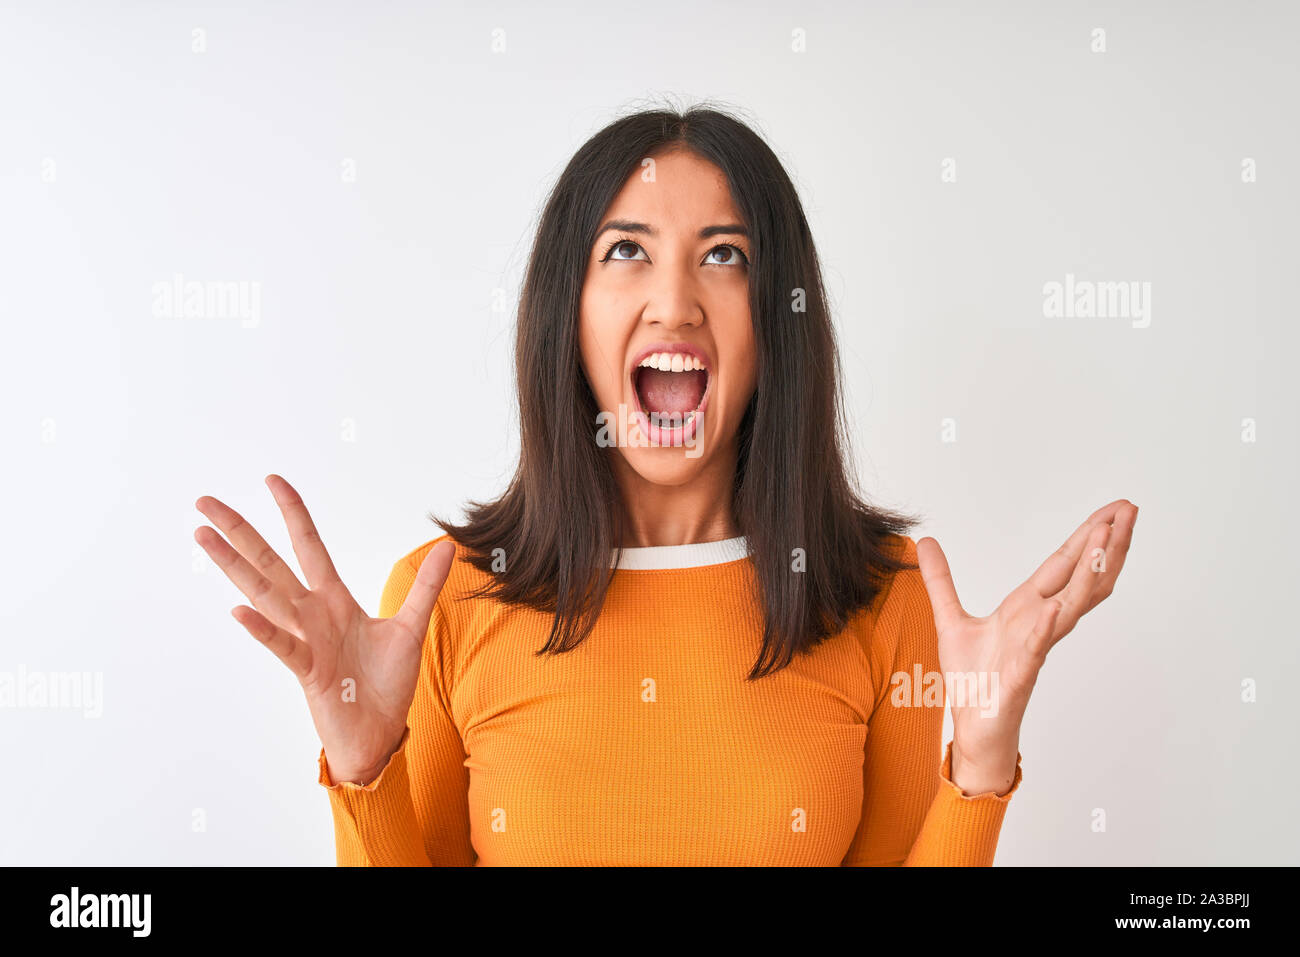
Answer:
[
  {"xmin": 705, "ymin": 244, "xmax": 748, "ymax": 266},
  {"xmin": 606, "ymin": 240, "xmax": 648, "ymax": 262}
]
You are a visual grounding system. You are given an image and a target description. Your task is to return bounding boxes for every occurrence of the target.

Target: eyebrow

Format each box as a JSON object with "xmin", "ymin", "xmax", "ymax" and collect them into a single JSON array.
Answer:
[{"xmin": 594, "ymin": 219, "xmax": 749, "ymax": 241}]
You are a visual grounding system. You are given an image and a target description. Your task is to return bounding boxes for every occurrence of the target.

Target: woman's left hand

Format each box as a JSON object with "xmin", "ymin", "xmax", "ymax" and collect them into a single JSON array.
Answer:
[{"xmin": 916, "ymin": 499, "xmax": 1138, "ymax": 795}]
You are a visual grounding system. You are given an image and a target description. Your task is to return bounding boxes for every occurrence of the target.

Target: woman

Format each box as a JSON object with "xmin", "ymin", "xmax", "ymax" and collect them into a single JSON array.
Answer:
[{"xmin": 194, "ymin": 105, "xmax": 1136, "ymax": 866}]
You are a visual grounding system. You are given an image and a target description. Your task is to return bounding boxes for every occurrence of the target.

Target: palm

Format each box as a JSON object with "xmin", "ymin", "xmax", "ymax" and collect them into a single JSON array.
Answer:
[
  {"xmin": 917, "ymin": 500, "xmax": 1138, "ymax": 756},
  {"xmin": 290, "ymin": 583, "xmax": 419, "ymax": 765},
  {"xmin": 194, "ymin": 475, "xmax": 455, "ymax": 781}
]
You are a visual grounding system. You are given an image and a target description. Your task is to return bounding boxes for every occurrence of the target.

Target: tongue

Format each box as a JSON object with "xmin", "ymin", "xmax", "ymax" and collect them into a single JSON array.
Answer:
[{"xmin": 637, "ymin": 368, "xmax": 706, "ymax": 416}]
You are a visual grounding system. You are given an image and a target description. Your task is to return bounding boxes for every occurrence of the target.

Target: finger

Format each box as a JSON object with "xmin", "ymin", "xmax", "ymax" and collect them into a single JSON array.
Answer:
[
  {"xmin": 1029, "ymin": 499, "xmax": 1132, "ymax": 597},
  {"xmin": 194, "ymin": 524, "xmax": 303, "ymax": 630},
  {"xmin": 388, "ymin": 541, "xmax": 456, "ymax": 645},
  {"xmin": 264, "ymin": 474, "xmax": 342, "ymax": 590},
  {"xmin": 196, "ymin": 495, "xmax": 308, "ymax": 598},
  {"xmin": 231, "ymin": 605, "xmax": 314, "ymax": 681},
  {"xmin": 1084, "ymin": 502, "xmax": 1138, "ymax": 614},
  {"xmin": 1051, "ymin": 522, "xmax": 1112, "ymax": 638},
  {"xmin": 915, "ymin": 537, "xmax": 967, "ymax": 634}
]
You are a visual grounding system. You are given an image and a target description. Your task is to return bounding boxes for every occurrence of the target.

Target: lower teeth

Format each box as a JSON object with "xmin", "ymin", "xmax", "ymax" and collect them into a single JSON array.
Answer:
[{"xmin": 650, "ymin": 410, "xmax": 697, "ymax": 426}]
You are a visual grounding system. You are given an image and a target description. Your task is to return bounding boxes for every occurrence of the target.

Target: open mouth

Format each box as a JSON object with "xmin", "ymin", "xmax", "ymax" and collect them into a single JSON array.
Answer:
[{"xmin": 630, "ymin": 347, "xmax": 711, "ymax": 445}]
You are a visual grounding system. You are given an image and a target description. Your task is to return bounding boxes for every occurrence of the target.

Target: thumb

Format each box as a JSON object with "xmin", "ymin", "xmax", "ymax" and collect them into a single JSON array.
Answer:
[
  {"xmin": 915, "ymin": 536, "xmax": 965, "ymax": 634},
  {"xmin": 390, "ymin": 540, "xmax": 456, "ymax": 644}
]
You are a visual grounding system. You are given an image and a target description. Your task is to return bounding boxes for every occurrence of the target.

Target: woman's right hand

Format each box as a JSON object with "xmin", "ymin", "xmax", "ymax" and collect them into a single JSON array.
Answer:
[{"xmin": 194, "ymin": 474, "xmax": 455, "ymax": 786}]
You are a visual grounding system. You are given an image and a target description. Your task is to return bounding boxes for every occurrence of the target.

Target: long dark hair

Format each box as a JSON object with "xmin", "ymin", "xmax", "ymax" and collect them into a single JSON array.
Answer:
[{"xmin": 433, "ymin": 101, "xmax": 920, "ymax": 679}]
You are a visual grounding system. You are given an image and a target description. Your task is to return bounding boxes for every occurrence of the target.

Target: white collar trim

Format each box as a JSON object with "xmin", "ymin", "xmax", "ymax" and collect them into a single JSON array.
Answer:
[{"xmin": 610, "ymin": 535, "xmax": 750, "ymax": 570}]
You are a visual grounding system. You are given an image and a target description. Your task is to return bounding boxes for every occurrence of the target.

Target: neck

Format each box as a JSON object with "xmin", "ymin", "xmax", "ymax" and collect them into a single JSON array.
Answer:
[{"xmin": 609, "ymin": 441, "xmax": 741, "ymax": 548}]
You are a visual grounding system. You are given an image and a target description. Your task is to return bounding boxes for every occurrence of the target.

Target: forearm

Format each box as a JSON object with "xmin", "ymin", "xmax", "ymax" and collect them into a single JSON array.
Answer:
[{"xmin": 319, "ymin": 729, "xmax": 433, "ymax": 866}]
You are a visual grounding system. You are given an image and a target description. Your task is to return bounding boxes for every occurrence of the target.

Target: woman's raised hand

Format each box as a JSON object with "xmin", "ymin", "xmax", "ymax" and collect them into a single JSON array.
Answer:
[
  {"xmin": 916, "ymin": 499, "xmax": 1138, "ymax": 794},
  {"xmin": 194, "ymin": 474, "xmax": 455, "ymax": 785}
]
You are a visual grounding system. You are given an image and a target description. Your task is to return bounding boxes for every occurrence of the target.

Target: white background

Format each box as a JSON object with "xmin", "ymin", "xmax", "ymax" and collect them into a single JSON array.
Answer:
[{"xmin": 2, "ymin": 0, "xmax": 1296, "ymax": 864}]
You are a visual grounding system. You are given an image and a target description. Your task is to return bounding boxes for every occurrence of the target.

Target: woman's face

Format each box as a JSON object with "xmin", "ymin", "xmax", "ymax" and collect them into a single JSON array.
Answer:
[{"xmin": 578, "ymin": 146, "xmax": 758, "ymax": 488}]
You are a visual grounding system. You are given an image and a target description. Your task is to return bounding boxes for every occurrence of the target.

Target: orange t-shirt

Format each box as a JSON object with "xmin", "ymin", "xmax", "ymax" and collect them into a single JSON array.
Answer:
[{"xmin": 318, "ymin": 532, "xmax": 1022, "ymax": 865}]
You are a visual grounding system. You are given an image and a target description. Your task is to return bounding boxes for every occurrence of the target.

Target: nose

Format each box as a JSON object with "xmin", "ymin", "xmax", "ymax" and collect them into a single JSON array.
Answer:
[{"xmin": 641, "ymin": 261, "xmax": 704, "ymax": 330}]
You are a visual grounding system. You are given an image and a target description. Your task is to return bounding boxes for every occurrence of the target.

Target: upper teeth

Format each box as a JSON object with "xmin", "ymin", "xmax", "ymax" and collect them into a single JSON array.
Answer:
[{"xmin": 638, "ymin": 352, "xmax": 705, "ymax": 372}]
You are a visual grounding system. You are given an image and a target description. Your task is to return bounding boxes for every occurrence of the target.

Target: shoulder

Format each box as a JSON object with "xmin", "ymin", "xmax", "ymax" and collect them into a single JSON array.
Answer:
[
  {"xmin": 391, "ymin": 532, "xmax": 455, "ymax": 572},
  {"xmin": 379, "ymin": 532, "xmax": 493, "ymax": 615},
  {"xmin": 847, "ymin": 530, "xmax": 941, "ymax": 681},
  {"xmin": 863, "ymin": 533, "xmax": 924, "ymax": 620}
]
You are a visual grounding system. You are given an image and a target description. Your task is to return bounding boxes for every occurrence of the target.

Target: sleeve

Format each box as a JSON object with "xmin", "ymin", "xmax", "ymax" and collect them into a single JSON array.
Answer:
[
  {"xmin": 316, "ymin": 552, "xmax": 477, "ymax": 866},
  {"xmin": 840, "ymin": 544, "xmax": 1023, "ymax": 866}
]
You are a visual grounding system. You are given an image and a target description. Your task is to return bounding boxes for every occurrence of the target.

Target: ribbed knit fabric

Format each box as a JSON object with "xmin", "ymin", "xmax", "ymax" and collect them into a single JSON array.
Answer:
[{"xmin": 318, "ymin": 532, "xmax": 1022, "ymax": 866}]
